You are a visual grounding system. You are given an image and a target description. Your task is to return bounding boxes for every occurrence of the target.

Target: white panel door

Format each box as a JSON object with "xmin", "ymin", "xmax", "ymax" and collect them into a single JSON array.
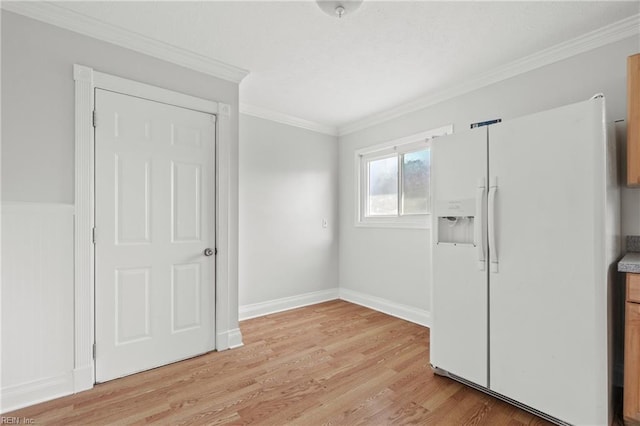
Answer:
[
  {"xmin": 95, "ymin": 89, "xmax": 216, "ymax": 383},
  {"xmin": 431, "ymin": 128, "xmax": 488, "ymax": 387},
  {"xmin": 488, "ymin": 98, "xmax": 607, "ymax": 424}
]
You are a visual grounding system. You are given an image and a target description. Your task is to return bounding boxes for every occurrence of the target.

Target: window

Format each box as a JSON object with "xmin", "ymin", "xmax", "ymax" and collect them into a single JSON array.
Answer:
[{"xmin": 356, "ymin": 125, "xmax": 453, "ymax": 228}]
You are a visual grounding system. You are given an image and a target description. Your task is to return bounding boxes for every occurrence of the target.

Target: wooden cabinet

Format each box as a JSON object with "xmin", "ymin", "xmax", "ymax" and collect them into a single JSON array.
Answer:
[
  {"xmin": 627, "ymin": 54, "xmax": 640, "ymax": 185},
  {"xmin": 625, "ymin": 274, "xmax": 640, "ymax": 423}
]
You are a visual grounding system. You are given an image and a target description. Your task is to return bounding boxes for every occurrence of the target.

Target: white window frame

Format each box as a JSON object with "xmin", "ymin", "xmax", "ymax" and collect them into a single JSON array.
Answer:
[{"xmin": 355, "ymin": 125, "xmax": 453, "ymax": 229}]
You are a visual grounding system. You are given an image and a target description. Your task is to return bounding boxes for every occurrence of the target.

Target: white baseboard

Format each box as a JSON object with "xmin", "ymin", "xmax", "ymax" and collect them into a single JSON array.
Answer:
[
  {"xmin": 227, "ymin": 328, "xmax": 244, "ymax": 349},
  {"xmin": 239, "ymin": 287, "xmax": 430, "ymax": 328},
  {"xmin": 217, "ymin": 327, "xmax": 244, "ymax": 351},
  {"xmin": 339, "ymin": 288, "xmax": 431, "ymax": 327},
  {"xmin": 239, "ymin": 288, "xmax": 340, "ymax": 320},
  {"xmin": 0, "ymin": 372, "xmax": 74, "ymax": 413},
  {"xmin": 73, "ymin": 365, "xmax": 94, "ymax": 393}
]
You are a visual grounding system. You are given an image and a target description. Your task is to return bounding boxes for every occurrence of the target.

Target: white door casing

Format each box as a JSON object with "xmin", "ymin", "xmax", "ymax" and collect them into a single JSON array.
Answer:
[
  {"xmin": 73, "ymin": 65, "xmax": 241, "ymax": 391},
  {"xmin": 94, "ymin": 89, "xmax": 216, "ymax": 382}
]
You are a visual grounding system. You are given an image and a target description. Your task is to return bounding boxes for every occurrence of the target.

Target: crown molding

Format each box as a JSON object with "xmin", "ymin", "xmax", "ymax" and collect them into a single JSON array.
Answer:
[
  {"xmin": 338, "ymin": 13, "xmax": 640, "ymax": 136},
  {"xmin": 4, "ymin": 2, "xmax": 636, "ymax": 136},
  {"xmin": 240, "ymin": 103, "xmax": 338, "ymax": 136},
  {"xmin": 1, "ymin": 2, "xmax": 249, "ymax": 84}
]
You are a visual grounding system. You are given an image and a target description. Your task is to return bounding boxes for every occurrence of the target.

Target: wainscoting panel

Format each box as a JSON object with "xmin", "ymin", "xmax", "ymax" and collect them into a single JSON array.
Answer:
[{"xmin": 1, "ymin": 203, "xmax": 75, "ymax": 412}]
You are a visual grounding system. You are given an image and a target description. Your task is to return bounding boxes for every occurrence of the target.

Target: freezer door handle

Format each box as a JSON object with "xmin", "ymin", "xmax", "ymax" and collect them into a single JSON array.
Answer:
[
  {"xmin": 475, "ymin": 178, "xmax": 486, "ymax": 271},
  {"xmin": 488, "ymin": 177, "xmax": 498, "ymax": 273}
]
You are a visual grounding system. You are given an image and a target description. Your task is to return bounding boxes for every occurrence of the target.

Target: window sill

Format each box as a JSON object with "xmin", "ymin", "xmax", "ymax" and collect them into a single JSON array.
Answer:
[{"xmin": 356, "ymin": 216, "xmax": 432, "ymax": 230}]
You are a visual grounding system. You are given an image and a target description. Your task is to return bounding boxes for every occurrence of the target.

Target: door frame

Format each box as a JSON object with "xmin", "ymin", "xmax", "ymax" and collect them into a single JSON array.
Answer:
[{"xmin": 72, "ymin": 64, "xmax": 241, "ymax": 392}]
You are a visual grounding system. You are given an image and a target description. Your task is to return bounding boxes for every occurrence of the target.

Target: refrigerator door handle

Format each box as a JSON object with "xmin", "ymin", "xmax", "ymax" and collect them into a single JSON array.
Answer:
[
  {"xmin": 475, "ymin": 178, "xmax": 486, "ymax": 271},
  {"xmin": 488, "ymin": 177, "xmax": 498, "ymax": 273}
]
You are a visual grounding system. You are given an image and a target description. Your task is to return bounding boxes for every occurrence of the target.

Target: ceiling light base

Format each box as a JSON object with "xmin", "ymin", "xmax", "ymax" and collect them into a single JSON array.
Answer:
[{"xmin": 316, "ymin": 0, "xmax": 363, "ymax": 18}]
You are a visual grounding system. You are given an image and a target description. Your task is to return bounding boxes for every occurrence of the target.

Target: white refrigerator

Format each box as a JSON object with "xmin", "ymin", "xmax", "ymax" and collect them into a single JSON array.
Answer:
[{"xmin": 430, "ymin": 97, "xmax": 619, "ymax": 425}]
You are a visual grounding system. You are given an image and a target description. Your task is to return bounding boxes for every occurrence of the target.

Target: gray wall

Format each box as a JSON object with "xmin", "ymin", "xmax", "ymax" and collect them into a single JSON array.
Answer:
[
  {"xmin": 1, "ymin": 11, "xmax": 241, "ymax": 409},
  {"xmin": 3, "ymin": 6, "xmax": 638, "ymax": 335},
  {"xmin": 239, "ymin": 114, "xmax": 338, "ymax": 307},
  {"xmin": 1, "ymin": 11, "xmax": 239, "ymax": 203},
  {"xmin": 338, "ymin": 36, "xmax": 640, "ymax": 319}
]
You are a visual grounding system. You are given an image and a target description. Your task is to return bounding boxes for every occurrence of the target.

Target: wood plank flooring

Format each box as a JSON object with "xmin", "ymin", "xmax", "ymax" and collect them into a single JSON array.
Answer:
[{"xmin": 5, "ymin": 300, "xmax": 554, "ymax": 425}]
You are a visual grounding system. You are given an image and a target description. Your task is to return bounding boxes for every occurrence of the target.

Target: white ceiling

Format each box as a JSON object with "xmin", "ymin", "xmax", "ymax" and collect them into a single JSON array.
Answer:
[{"xmin": 11, "ymin": 1, "xmax": 640, "ymax": 134}]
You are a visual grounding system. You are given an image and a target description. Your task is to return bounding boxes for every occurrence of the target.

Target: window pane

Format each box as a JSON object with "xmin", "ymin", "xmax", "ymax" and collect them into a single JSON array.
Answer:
[
  {"xmin": 368, "ymin": 156, "xmax": 398, "ymax": 216},
  {"xmin": 402, "ymin": 149, "xmax": 430, "ymax": 215}
]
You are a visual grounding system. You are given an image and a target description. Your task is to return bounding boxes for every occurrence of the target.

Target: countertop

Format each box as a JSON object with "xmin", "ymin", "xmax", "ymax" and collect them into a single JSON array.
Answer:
[
  {"xmin": 618, "ymin": 236, "xmax": 640, "ymax": 273},
  {"xmin": 619, "ymin": 253, "xmax": 640, "ymax": 273}
]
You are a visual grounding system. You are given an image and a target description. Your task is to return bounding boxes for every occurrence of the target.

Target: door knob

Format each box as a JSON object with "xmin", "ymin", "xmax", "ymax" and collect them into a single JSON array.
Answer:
[{"xmin": 204, "ymin": 248, "xmax": 214, "ymax": 257}]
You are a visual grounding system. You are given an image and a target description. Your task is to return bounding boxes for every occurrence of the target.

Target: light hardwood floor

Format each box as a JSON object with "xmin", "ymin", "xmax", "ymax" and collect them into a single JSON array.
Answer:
[{"xmin": 5, "ymin": 300, "xmax": 554, "ymax": 425}]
